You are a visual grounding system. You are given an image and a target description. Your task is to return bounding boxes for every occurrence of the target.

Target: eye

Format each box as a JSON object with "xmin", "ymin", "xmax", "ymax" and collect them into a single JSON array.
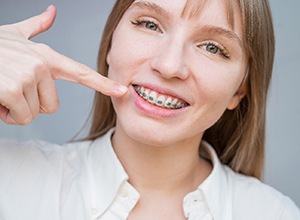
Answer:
[
  {"xmin": 131, "ymin": 18, "xmax": 161, "ymax": 32},
  {"xmin": 199, "ymin": 42, "xmax": 230, "ymax": 58},
  {"xmin": 206, "ymin": 44, "xmax": 219, "ymax": 54},
  {"xmin": 145, "ymin": 22, "xmax": 158, "ymax": 31}
]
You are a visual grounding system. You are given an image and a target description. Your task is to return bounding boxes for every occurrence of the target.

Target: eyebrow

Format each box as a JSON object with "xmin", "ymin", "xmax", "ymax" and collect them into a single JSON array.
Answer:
[
  {"xmin": 130, "ymin": 1, "xmax": 171, "ymax": 18},
  {"xmin": 130, "ymin": 1, "xmax": 243, "ymax": 48},
  {"xmin": 200, "ymin": 25, "xmax": 243, "ymax": 48}
]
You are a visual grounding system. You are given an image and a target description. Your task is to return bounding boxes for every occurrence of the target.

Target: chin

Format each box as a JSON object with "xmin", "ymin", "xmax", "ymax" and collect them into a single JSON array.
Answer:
[{"xmin": 119, "ymin": 120, "xmax": 175, "ymax": 146}]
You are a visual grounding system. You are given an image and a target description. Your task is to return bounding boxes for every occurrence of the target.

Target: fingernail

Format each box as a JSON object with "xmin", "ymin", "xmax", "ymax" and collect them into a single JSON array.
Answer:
[
  {"xmin": 116, "ymin": 85, "xmax": 128, "ymax": 94},
  {"xmin": 45, "ymin": 4, "xmax": 54, "ymax": 12}
]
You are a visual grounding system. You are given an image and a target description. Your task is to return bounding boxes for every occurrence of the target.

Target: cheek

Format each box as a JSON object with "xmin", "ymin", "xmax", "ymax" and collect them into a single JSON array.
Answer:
[
  {"xmin": 107, "ymin": 36, "xmax": 148, "ymax": 84},
  {"xmin": 107, "ymin": 20, "xmax": 162, "ymax": 83},
  {"xmin": 192, "ymin": 64, "xmax": 245, "ymax": 110},
  {"xmin": 107, "ymin": 51, "xmax": 134, "ymax": 85},
  {"xmin": 189, "ymin": 80, "xmax": 236, "ymax": 131}
]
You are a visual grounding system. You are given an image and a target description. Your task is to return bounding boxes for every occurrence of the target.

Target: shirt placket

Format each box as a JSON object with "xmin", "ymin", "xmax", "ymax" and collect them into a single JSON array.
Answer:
[
  {"xmin": 183, "ymin": 189, "xmax": 214, "ymax": 220},
  {"xmin": 98, "ymin": 181, "xmax": 139, "ymax": 220}
]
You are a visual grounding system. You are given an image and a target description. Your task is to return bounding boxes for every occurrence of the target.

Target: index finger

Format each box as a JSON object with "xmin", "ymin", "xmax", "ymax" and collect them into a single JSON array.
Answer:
[{"xmin": 44, "ymin": 46, "xmax": 128, "ymax": 97}]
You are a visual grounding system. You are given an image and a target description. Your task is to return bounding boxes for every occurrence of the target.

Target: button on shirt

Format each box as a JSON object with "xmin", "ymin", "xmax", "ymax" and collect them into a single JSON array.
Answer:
[{"xmin": 0, "ymin": 129, "xmax": 299, "ymax": 220}]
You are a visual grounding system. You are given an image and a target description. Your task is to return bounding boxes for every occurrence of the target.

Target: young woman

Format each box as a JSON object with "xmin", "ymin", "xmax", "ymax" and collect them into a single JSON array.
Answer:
[{"xmin": 0, "ymin": 0, "xmax": 299, "ymax": 219}]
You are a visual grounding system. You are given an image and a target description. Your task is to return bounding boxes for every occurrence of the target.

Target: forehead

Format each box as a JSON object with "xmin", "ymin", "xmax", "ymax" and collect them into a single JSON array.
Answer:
[{"xmin": 130, "ymin": 0, "xmax": 238, "ymax": 27}]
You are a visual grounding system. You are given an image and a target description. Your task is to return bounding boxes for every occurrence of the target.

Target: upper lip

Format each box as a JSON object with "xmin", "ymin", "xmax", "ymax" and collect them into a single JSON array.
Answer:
[{"xmin": 132, "ymin": 82, "xmax": 191, "ymax": 105}]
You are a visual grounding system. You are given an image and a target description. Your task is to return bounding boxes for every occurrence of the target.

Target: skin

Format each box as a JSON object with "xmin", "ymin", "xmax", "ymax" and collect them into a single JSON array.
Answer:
[
  {"xmin": 0, "ymin": 5, "xmax": 127, "ymax": 125},
  {"xmin": 0, "ymin": 0, "xmax": 248, "ymax": 219},
  {"xmin": 107, "ymin": 0, "xmax": 248, "ymax": 218}
]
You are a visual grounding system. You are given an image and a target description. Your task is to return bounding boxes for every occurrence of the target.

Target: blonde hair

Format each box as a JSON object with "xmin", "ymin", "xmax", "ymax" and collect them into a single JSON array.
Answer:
[{"xmin": 86, "ymin": 0, "xmax": 275, "ymax": 179}]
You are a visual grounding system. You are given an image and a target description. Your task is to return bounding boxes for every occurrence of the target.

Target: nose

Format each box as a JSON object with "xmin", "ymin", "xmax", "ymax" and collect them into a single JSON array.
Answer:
[{"xmin": 150, "ymin": 40, "xmax": 189, "ymax": 80}]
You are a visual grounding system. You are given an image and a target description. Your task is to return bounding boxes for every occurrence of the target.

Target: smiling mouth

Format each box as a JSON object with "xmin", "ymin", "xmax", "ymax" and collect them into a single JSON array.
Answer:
[{"xmin": 133, "ymin": 85, "xmax": 189, "ymax": 109}]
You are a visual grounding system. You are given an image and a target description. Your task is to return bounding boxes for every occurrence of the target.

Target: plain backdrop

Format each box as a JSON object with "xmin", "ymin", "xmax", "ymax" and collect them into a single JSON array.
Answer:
[{"xmin": 0, "ymin": 0, "xmax": 299, "ymax": 207}]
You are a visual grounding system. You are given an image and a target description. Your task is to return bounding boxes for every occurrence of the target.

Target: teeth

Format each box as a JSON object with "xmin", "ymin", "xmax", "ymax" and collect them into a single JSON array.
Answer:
[
  {"xmin": 143, "ymin": 89, "xmax": 149, "ymax": 99},
  {"xmin": 133, "ymin": 85, "xmax": 188, "ymax": 109},
  {"xmin": 156, "ymin": 95, "xmax": 165, "ymax": 107},
  {"xmin": 171, "ymin": 99, "xmax": 178, "ymax": 108},
  {"xmin": 148, "ymin": 91, "xmax": 157, "ymax": 104},
  {"xmin": 164, "ymin": 97, "xmax": 172, "ymax": 108}
]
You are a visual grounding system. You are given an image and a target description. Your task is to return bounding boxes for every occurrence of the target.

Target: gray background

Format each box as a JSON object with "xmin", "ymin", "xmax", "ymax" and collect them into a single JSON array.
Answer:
[{"xmin": 0, "ymin": 0, "xmax": 299, "ymax": 207}]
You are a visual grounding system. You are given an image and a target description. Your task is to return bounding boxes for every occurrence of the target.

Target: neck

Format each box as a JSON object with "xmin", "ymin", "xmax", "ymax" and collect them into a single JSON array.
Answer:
[{"xmin": 111, "ymin": 124, "xmax": 212, "ymax": 195}]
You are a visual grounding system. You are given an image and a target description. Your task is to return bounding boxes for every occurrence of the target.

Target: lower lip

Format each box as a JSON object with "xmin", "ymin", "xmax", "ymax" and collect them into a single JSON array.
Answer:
[{"xmin": 131, "ymin": 85, "xmax": 188, "ymax": 119}]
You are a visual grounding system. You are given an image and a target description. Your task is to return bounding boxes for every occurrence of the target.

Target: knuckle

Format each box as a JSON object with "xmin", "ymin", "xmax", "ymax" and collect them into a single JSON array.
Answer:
[
  {"xmin": 31, "ymin": 53, "xmax": 49, "ymax": 71},
  {"xmin": 20, "ymin": 117, "xmax": 32, "ymax": 126},
  {"xmin": 12, "ymin": 113, "xmax": 33, "ymax": 126},
  {"xmin": 5, "ymin": 83, "xmax": 23, "ymax": 99},
  {"xmin": 34, "ymin": 42, "xmax": 51, "ymax": 53},
  {"xmin": 22, "ymin": 43, "xmax": 50, "ymax": 75},
  {"xmin": 101, "ymin": 76, "xmax": 110, "ymax": 90},
  {"xmin": 29, "ymin": 43, "xmax": 51, "ymax": 70},
  {"xmin": 48, "ymin": 101, "xmax": 60, "ymax": 113},
  {"xmin": 78, "ymin": 64, "xmax": 92, "ymax": 83},
  {"xmin": 20, "ymin": 70, "xmax": 36, "ymax": 87},
  {"xmin": 31, "ymin": 105, "xmax": 40, "ymax": 120},
  {"xmin": 37, "ymin": 19, "xmax": 48, "ymax": 33},
  {"xmin": 79, "ymin": 63, "xmax": 91, "ymax": 74},
  {"xmin": 41, "ymin": 100, "xmax": 59, "ymax": 114}
]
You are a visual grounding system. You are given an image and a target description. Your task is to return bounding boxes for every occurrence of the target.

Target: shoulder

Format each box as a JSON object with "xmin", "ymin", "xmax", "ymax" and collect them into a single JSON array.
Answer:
[
  {"xmin": 0, "ymin": 138, "xmax": 95, "ymax": 218},
  {"xmin": 0, "ymin": 132, "xmax": 113, "ymax": 172},
  {"xmin": 0, "ymin": 136, "xmax": 113, "ymax": 178},
  {"xmin": 0, "ymin": 138, "xmax": 92, "ymax": 164},
  {"xmin": 0, "ymin": 138, "xmax": 100, "ymax": 189},
  {"xmin": 0, "ymin": 139, "xmax": 87, "ymax": 177},
  {"xmin": 0, "ymin": 133, "xmax": 116, "ymax": 219},
  {"xmin": 224, "ymin": 167, "xmax": 300, "ymax": 220}
]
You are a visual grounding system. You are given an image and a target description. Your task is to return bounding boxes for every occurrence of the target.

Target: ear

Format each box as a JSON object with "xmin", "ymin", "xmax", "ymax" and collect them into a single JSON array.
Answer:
[{"xmin": 227, "ymin": 82, "xmax": 247, "ymax": 110}]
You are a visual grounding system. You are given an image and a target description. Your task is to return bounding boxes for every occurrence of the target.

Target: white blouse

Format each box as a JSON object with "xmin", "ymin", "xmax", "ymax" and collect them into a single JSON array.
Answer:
[{"xmin": 0, "ymin": 129, "xmax": 299, "ymax": 220}]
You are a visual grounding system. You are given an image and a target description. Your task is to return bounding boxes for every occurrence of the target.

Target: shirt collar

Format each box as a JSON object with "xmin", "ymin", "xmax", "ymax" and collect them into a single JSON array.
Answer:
[
  {"xmin": 87, "ymin": 129, "xmax": 231, "ymax": 219},
  {"xmin": 198, "ymin": 141, "xmax": 232, "ymax": 220},
  {"xmin": 87, "ymin": 128, "xmax": 128, "ymax": 218}
]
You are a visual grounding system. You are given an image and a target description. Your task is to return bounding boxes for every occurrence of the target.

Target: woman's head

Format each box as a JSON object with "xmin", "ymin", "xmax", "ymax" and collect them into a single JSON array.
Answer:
[{"xmin": 88, "ymin": 0, "xmax": 275, "ymax": 179}]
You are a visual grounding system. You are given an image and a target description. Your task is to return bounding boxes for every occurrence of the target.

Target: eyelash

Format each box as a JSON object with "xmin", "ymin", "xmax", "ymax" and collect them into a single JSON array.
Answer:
[
  {"xmin": 131, "ymin": 18, "xmax": 161, "ymax": 32},
  {"xmin": 199, "ymin": 41, "xmax": 230, "ymax": 58},
  {"xmin": 131, "ymin": 19, "xmax": 230, "ymax": 58}
]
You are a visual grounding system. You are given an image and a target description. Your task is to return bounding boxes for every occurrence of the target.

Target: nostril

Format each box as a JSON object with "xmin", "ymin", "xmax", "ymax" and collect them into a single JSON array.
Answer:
[{"xmin": 150, "ymin": 44, "xmax": 189, "ymax": 80}]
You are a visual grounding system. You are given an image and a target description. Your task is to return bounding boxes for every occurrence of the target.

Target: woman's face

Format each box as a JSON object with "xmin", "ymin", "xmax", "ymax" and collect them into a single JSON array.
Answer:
[{"xmin": 107, "ymin": 0, "xmax": 247, "ymax": 146}]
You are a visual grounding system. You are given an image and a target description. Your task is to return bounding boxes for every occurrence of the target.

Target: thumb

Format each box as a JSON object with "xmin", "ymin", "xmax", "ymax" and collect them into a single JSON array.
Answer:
[{"xmin": 10, "ymin": 5, "xmax": 56, "ymax": 39}]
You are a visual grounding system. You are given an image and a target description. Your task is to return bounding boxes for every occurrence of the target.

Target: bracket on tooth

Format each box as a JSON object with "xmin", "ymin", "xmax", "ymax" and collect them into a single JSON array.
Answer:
[{"xmin": 134, "ymin": 85, "xmax": 187, "ymax": 109}]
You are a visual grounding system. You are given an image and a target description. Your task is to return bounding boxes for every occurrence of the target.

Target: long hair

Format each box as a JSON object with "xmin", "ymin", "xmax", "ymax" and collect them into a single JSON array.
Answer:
[{"xmin": 86, "ymin": 0, "xmax": 275, "ymax": 179}]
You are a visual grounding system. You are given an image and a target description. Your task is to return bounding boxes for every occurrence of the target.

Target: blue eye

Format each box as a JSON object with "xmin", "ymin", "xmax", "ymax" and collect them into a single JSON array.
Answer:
[
  {"xmin": 206, "ymin": 43, "xmax": 219, "ymax": 54},
  {"xmin": 144, "ymin": 22, "xmax": 158, "ymax": 31},
  {"xmin": 131, "ymin": 19, "xmax": 160, "ymax": 32},
  {"xmin": 199, "ymin": 42, "xmax": 230, "ymax": 58}
]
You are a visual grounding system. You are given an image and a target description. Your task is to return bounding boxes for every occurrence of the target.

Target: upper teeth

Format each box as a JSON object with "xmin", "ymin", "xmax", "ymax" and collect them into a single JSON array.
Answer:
[{"xmin": 133, "ymin": 85, "xmax": 188, "ymax": 109}]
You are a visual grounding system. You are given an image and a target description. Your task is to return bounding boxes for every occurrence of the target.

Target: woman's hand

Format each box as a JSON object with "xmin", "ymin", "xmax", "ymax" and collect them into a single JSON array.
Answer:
[{"xmin": 0, "ymin": 5, "xmax": 127, "ymax": 125}]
